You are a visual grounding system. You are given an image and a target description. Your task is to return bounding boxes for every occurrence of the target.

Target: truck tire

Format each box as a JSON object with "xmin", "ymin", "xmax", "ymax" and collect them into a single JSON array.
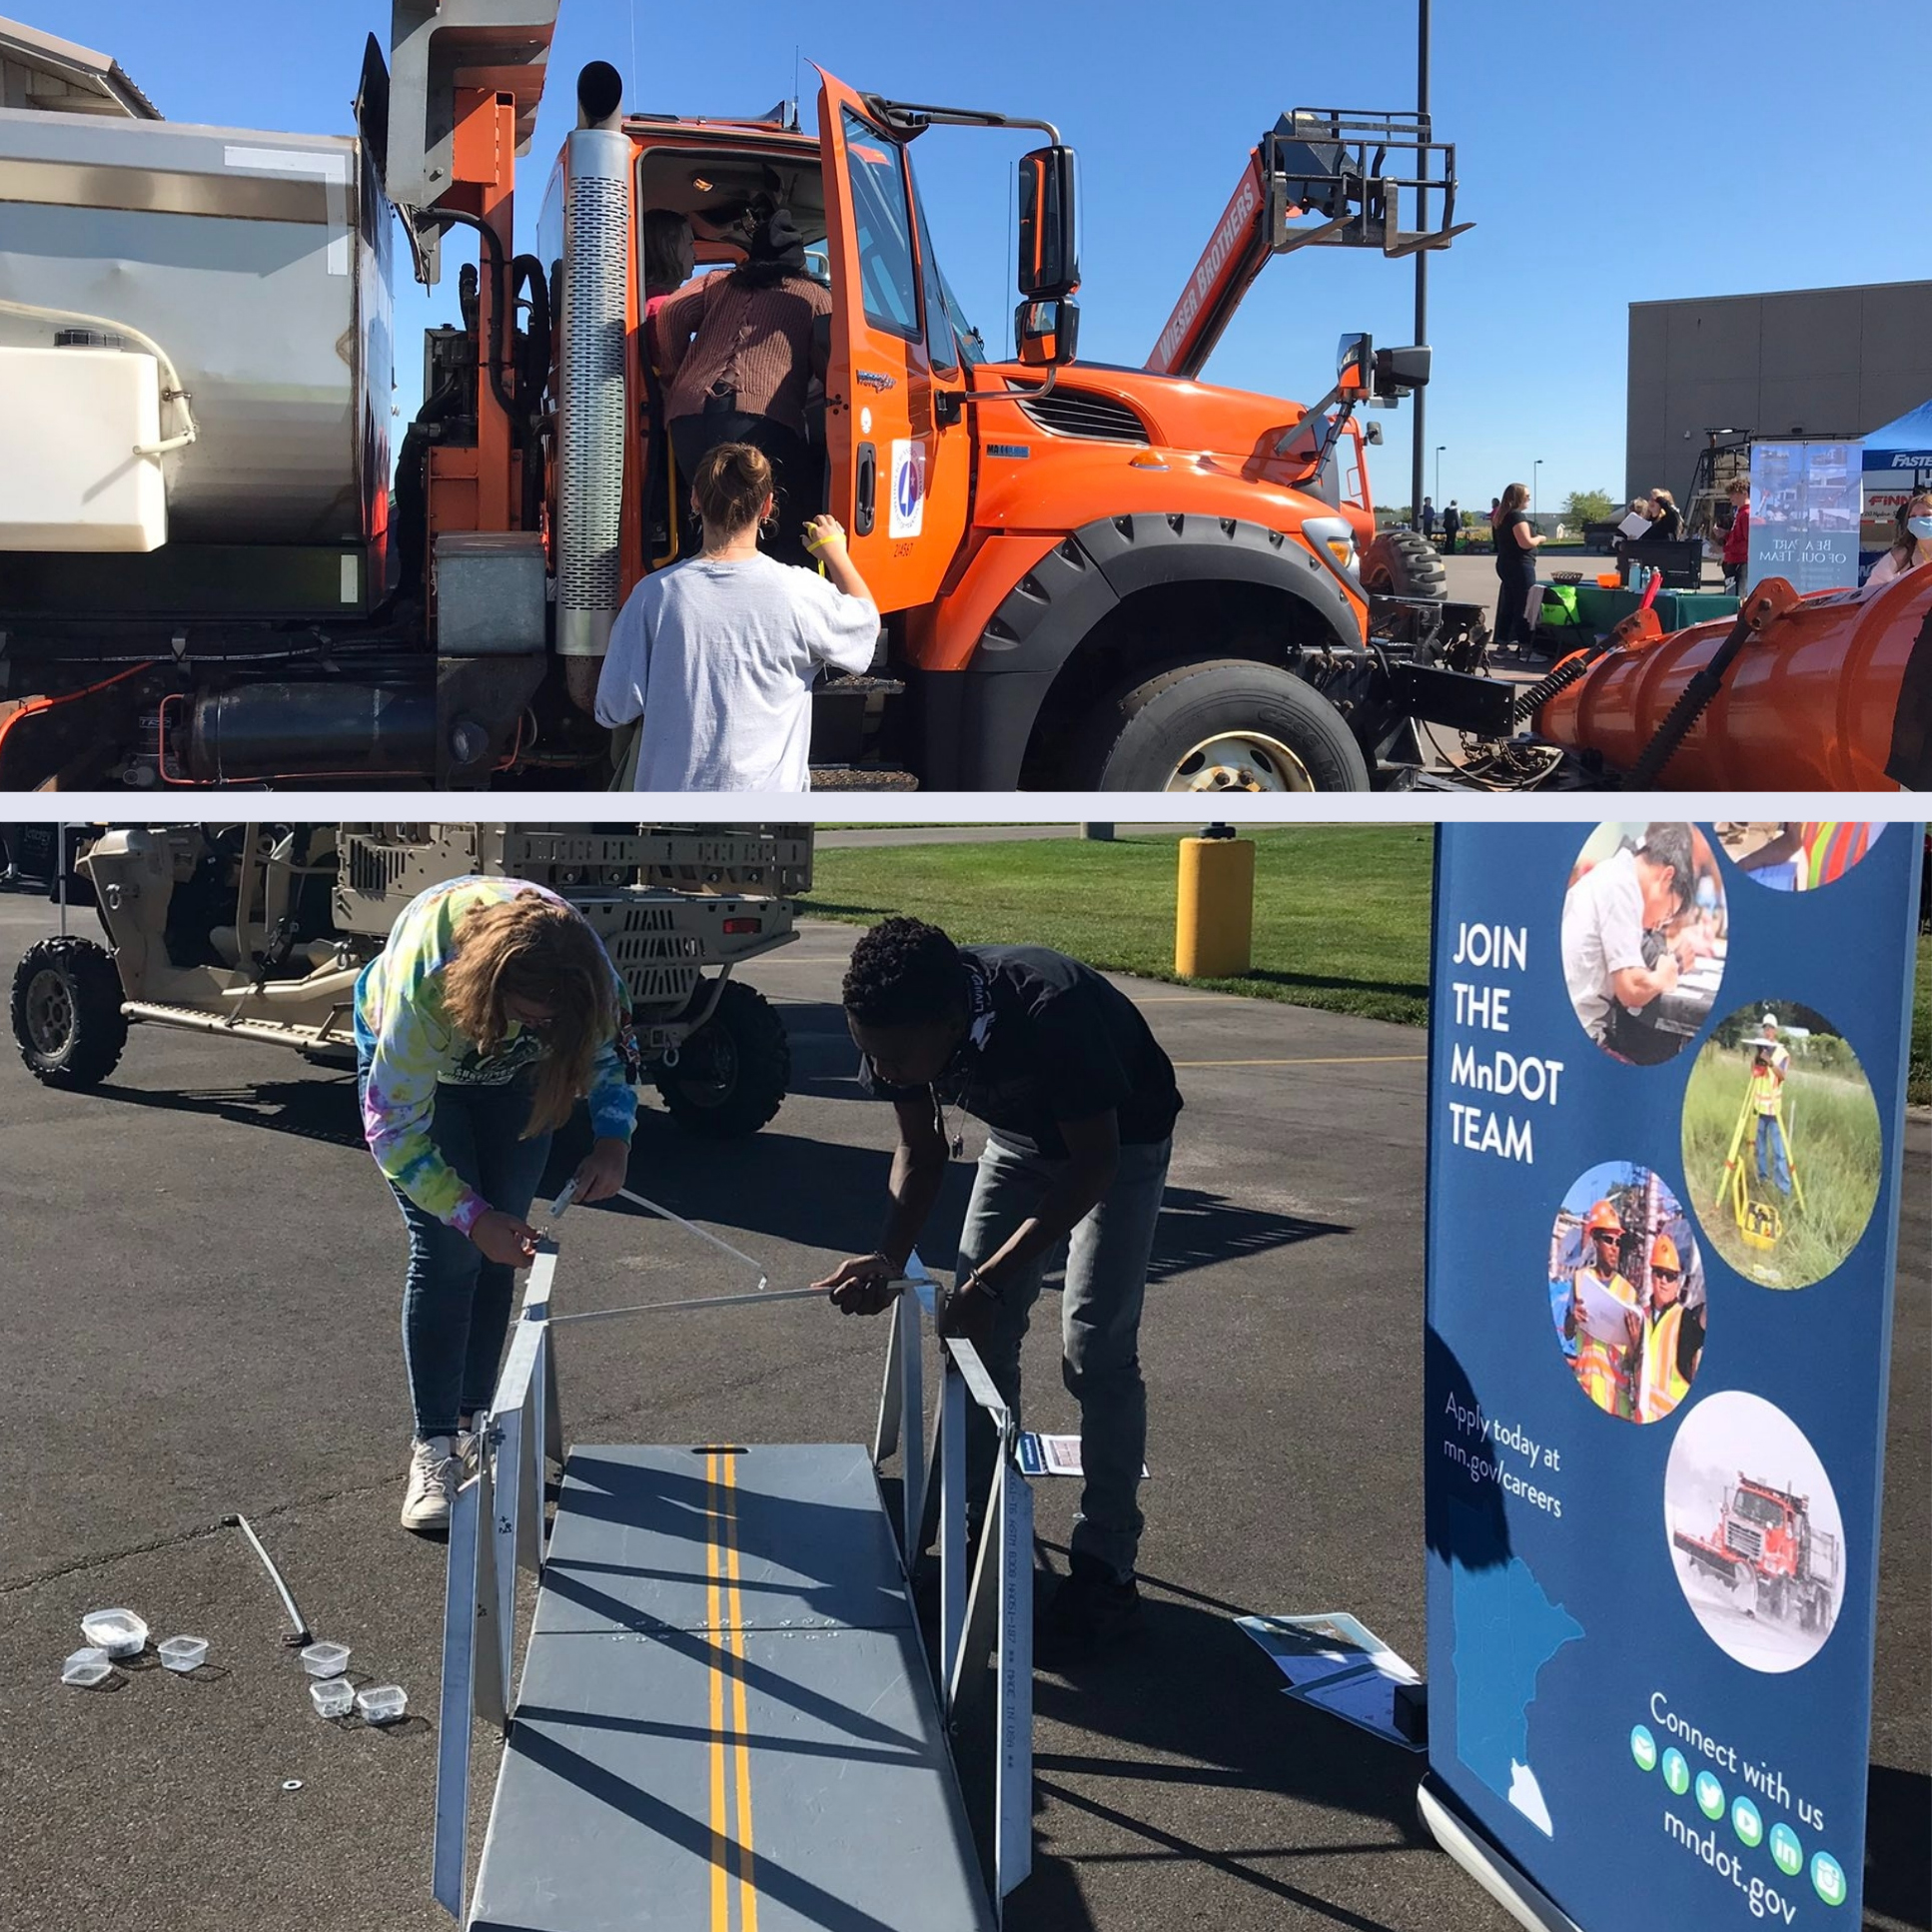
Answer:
[
  {"xmin": 1075, "ymin": 656, "xmax": 1371, "ymax": 792},
  {"xmin": 653, "ymin": 979, "xmax": 789, "ymax": 1139},
  {"xmin": 11, "ymin": 936, "xmax": 129, "ymax": 1089},
  {"xmin": 1362, "ymin": 528, "xmax": 1449, "ymax": 600}
]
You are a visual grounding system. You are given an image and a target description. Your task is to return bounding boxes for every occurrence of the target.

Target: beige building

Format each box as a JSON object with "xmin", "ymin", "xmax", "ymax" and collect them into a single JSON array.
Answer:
[
  {"xmin": 0, "ymin": 14, "xmax": 159, "ymax": 118},
  {"xmin": 1626, "ymin": 280, "xmax": 1932, "ymax": 502}
]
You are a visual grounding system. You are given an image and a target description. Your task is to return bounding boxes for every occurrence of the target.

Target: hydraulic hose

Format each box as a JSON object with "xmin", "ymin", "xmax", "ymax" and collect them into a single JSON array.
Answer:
[
  {"xmin": 0, "ymin": 296, "xmax": 199, "ymax": 456},
  {"xmin": 436, "ymin": 206, "xmax": 523, "ymax": 444}
]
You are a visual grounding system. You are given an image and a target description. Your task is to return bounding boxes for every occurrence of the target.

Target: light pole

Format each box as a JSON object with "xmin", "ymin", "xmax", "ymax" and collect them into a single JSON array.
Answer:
[
  {"xmin": 1409, "ymin": 0, "xmax": 1432, "ymax": 529},
  {"xmin": 1435, "ymin": 444, "xmax": 1446, "ymax": 505},
  {"xmin": 1533, "ymin": 459, "xmax": 1543, "ymax": 517}
]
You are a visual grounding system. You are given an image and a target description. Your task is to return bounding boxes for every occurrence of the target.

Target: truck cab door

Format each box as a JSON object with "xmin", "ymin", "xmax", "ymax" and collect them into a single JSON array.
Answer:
[{"xmin": 818, "ymin": 71, "xmax": 969, "ymax": 616}]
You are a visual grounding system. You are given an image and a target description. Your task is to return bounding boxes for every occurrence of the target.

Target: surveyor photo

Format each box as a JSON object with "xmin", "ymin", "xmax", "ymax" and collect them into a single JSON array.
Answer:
[{"xmin": 1681, "ymin": 1002, "xmax": 1885, "ymax": 1291}]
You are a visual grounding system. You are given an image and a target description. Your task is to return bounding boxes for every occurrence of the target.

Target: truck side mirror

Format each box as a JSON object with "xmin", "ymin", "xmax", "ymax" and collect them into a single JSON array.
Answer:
[
  {"xmin": 1374, "ymin": 344, "xmax": 1433, "ymax": 398},
  {"xmin": 1337, "ymin": 332, "xmax": 1372, "ymax": 395},
  {"xmin": 1015, "ymin": 297, "xmax": 1079, "ymax": 369},
  {"xmin": 1017, "ymin": 146, "xmax": 1080, "ymax": 300}
]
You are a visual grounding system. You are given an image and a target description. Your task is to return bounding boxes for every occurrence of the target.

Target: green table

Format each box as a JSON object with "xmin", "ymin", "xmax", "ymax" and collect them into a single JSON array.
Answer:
[{"xmin": 1567, "ymin": 582, "xmax": 1739, "ymax": 636}]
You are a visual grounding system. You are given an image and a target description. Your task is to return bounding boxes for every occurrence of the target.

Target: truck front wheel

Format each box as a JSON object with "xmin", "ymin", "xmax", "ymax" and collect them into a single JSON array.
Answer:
[
  {"xmin": 653, "ymin": 978, "xmax": 790, "ymax": 1139},
  {"xmin": 11, "ymin": 936, "xmax": 129, "ymax": 1089},
  {"xmin": 1075, "ymin": 657, "xmax": 1371, "ymax": 792}
]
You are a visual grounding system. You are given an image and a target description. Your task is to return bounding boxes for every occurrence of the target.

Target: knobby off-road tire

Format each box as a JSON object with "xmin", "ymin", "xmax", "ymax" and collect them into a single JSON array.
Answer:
[
  {"xmin": 1362, "ymin": 527, "xmax": 1449, "ymax": 600},
  {"xmin": 1076, "ymin": 656, "xmax": 1371, "ymax": 792},
  {"xmin": 11, "ymin": 936, "xmax": 129, "ymax": 1088},
  {"xmin": 653, "ymin": 978, "xmax": 790, "ymax": 1139}
]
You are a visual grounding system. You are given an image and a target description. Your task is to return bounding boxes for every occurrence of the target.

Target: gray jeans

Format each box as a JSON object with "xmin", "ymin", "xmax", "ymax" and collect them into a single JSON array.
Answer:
[{"xmin": 958, "ymin": 1132, "xmax": 1172, "ymax": 1582}]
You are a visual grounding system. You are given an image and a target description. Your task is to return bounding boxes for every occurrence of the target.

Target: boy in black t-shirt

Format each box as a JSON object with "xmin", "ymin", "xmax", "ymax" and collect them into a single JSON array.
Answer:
[{"xmin": 814, "ymin": 917, "xmax": 1181, "ymax": 1653}]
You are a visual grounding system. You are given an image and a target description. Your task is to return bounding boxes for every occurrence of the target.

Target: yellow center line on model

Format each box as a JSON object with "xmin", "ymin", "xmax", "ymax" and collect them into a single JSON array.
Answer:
[
  {"xmin": 722, "ymin": 1450, "xmax": 759, "ymax": 1932},
  {"xmin": 706, "ymin": 1451, "xmax": 729, "ymax": 1932},
  {"xmin": 703, "ymin": 1449, "xmax": 759, "ymax": 1932}
]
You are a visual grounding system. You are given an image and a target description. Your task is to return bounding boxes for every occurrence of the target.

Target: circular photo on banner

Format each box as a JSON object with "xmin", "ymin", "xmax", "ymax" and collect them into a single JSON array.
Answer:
[
  {"xmin": 1715, "ymin": 821, "xmax": 1886, "ymax": 892},
  {"xmin": 1664, "ymin": 1390, "xmax": 1845, "ymax": 1671},
  {"xmin": 1548, "ymin": 1162, "xmax": 1707, "ymax": 1425},
  {"xmin": 1562, "ymin": 823, "xmax": 1727, "ymax": 1066},
  {"xmin": 1681, "ymin": 1003, "xmax": 1882, "ymax": 1290}
]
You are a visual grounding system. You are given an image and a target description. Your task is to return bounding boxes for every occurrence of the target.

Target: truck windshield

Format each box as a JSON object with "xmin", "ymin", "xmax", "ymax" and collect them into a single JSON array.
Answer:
[{"xmin": 1733, "ymin": 1489, "xmax": 1784, "ymax": 1527}]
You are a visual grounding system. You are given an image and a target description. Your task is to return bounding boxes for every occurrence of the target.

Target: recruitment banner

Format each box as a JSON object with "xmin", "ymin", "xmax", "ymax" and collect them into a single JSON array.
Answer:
[
  {"xmin": 1424, "ymin": 820, "xmax": 1921, "ymax": 1931},
  {"xmin": 1748, "ymin": 442, "xmax": 1862, "ymax": 593}
]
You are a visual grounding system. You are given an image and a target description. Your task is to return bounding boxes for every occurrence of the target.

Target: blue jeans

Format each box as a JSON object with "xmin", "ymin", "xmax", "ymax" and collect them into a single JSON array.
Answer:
[
  {"xmin": 357, "ymin": 1044, "xmax": 552, "ymax": 1440},
  {"xmin": 1755, "ymin": 1114, "xmax": 1792, "ymax": 1195},
  {"xmin": 957, "ymin": 1134, "xmax": 1172, "ymax": 1583}
]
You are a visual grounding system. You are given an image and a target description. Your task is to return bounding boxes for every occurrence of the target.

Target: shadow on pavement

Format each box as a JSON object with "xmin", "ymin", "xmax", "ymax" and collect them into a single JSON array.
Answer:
[
  {"xmin": 1021, "ymin": 1582, "xmax": 1430, "ymax": 1932},
  {"xmin": 1866, "ymin": 1761, "xmax": 1931, "ymax": 1928}
]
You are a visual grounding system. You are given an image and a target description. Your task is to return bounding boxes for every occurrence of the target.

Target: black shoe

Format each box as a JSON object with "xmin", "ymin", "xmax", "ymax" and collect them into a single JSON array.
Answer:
[{"xmin": 1035, "ymin": 1560, "xmax": 1142, "ymax": 1663}]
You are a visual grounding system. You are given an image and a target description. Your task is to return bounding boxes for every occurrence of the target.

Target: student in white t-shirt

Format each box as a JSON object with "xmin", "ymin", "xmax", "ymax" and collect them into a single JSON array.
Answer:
[{"xmin": 594, "ymin": 443, "xmax": 879, "ymax": 791}]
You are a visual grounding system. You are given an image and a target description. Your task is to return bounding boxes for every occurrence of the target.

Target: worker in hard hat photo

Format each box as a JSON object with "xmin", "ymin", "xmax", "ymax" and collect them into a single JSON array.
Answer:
[
  {"xmin": 1749, "ymin": 1018, "xmax": 1794, "ymax": 1196},
  {"xmin": 1633, "ymin": 1232, "xmax": 1705, "ymax": 1425},
  {"xmin": 356, "ymin": 879, "xmax": 637, "ymax": 1531},
  {"xmin": 814, "ymin": 915, "xmax": 1182, "ymax": 1658},
  {"xmin": 1560, "ymin": 1199, "xmax": 1640, "ymax": 1419}
]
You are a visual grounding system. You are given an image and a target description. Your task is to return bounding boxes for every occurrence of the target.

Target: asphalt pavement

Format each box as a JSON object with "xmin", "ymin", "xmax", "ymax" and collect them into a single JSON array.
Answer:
[{"xmin": 0, "ymin": 888, "xmax": 1923, "ymax": 1932}]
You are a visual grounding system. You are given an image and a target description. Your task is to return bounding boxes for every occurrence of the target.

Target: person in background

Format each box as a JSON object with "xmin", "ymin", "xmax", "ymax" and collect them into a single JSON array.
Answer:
[
  {"xmin": 640, "ymin": 209, "xmax": 695, "ymax": 346},
  {"xmin": 1721, "ymin": 479, "xmax": 1751, "ymax": 595},
  {"xmin": 815, "ymin": 916, "xmax": 1183, "ymax": 1656},
  {"xmin": 1488, "ymin": 494, "xmax": 1502, "ymax": 529},
  {"xmin": 356, "ymin": 880, "xmax": 636, "ymax": 1531},
  {"xmin": 1420, "ymin": 495, "xmax": 1437, "ymax": 544},
  {"xmin": 1442, "ymin": 499, "xmax": 1462, "ymax": 554},
  {"xmin": 595, "ymin": 443, "xmax": 879, "ymax": 791},
  {"xmin": 1642, "ymin": 488, "xmax": 1683, "ymax": 541},
  {"xmin": 1868, "ymin": 489, "xmax": 1932, "ymax": 585},
  {"xmin": 654, "ymin": 205, "xmax": 829, "ymax": 565},
  {"xmin": 1491, "ymin": 482, "xmax": 1544, "ymax": 654}
]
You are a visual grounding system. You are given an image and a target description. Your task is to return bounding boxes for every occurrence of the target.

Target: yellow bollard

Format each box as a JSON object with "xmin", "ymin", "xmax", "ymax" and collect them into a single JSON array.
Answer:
[{"xmin": 1175, "ymin": 835, "xmax": 1255, "ymax": 978}]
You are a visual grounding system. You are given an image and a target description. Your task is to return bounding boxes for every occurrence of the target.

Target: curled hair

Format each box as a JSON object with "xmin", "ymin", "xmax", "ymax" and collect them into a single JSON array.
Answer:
[
  {"xmin": 692, "ymin": 442, "xmax": 773, "ymax": 535},
  {"xmin": 1891, "ymin": 489, "xmax": 1932, "ymax": 566},
  {"xmin": 842, "ymin": 916, "xmax": 968, "ymax": 1029},
  {"xmin": 440, "ymin": 892, "xmax": 619, "ymax": 1137}
]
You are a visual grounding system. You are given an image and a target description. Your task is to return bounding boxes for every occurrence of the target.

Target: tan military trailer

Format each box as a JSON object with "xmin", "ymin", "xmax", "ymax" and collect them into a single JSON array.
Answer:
[{"xmin": 9, "ymin": 822, "xmax": 809, "ymax": 1137}]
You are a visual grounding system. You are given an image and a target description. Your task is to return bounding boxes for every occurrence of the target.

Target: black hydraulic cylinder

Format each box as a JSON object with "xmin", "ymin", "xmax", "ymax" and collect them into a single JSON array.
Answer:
[{"xmin": 187, "ymin": 683, "xmax": 436, "ymax": 782}]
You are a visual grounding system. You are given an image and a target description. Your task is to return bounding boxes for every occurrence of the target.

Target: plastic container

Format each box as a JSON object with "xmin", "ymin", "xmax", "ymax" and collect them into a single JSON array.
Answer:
[
  {"xmin": 356, "ymin": 1684, "xmax": 408, "ymax": 1726},
  {"xmin": 158, "ymin": 1635, "xmax": 209, "ymax": 1673},
  {"xmin": 300, "ymin": 1641, "xmax": 351, "ymax": 1678},
  {"xmin": 63, "ymin": 1646, "xmax": 113, "ymax": 1687},
  {"xmin": 310, "ymin": 1677, "xmax": 356, "ymax": 1718},
  {"xmin": 80, "ymin": 1608, "xmax": 149, "ymax": 1657},
  {"xmin": 1595, "ymin": 572, "xmax": 1620, "ymax": 588}
]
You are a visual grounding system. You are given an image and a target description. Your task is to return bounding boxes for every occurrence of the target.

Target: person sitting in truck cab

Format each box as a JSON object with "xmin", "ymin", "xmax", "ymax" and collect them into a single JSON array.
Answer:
[
  {"xmin": 594, "ymin": 442, "xmax": 878, "ymax": 791},
  {"xmin": 640, "ymin": 209, "xmax": 695, "ymax": 358},
  {"xmin": 653, "ymin": 206, "xmax": 829, "ymax": 568}
]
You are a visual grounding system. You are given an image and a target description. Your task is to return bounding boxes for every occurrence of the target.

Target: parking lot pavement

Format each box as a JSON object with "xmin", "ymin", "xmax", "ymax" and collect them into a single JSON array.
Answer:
[{"xmin": 1, "ymin": 889, "xmax": 1923, "ymax": 1932}]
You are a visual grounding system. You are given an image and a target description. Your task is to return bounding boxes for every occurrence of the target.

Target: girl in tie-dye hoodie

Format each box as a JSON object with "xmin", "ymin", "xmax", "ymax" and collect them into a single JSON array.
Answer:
[{"xmin": 354, "ymin": 876, "xmax": 636, "ymax": 1531}]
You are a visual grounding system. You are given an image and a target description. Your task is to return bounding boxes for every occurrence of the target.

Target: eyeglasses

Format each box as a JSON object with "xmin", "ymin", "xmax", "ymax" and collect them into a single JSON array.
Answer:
[
  {"xmin": 1591, "ymin": 1229, "xmax": 1619, "ymax": 1242},
  {"xmin": 1652, "ymin": 1268, "xmax": 1681, "ymax": 1282}
]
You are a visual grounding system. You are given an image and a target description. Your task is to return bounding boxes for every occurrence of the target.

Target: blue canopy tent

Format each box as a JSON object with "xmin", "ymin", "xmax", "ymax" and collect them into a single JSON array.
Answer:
[{"xmin": 1861, "ymin": 398, "xmax": 1932, "ymax": 577}]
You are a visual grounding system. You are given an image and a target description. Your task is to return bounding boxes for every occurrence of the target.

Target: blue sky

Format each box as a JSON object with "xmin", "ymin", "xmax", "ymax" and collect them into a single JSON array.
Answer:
[{"xmin": 53, "ymin": 0, "xmax": 1927, "ymax": 512}]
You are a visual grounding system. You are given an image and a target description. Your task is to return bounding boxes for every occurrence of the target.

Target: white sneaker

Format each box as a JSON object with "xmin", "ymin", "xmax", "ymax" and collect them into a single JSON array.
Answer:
[{"xmin": 401, "ymin": 1436, "xmax": 457, "ymax": 1531}]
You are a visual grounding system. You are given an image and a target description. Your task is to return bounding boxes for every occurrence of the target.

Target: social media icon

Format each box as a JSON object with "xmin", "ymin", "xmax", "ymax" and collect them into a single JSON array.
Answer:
[
  {"xmin": 1731, "ymin": 1797, "xmax": 1763, "ymax": 1847},
  {"xmin": 1770, "ymin": 1824, "xmax": 1804, "ymax": 1876},
  {"xmin": 1696, "ymin": 1771, "xmax": 1725, "ymax": 1820},
  {"xmin": 1662, "ymin": 1749, "xmax": 1690, "ymax": 1796},
  {"xmin": 1811, "ymin": 1852, "xmax": 1846, "ymax": 1907},
  {"xmin": 1630, "ymin": 1725, "xmax": 1658, "ymax": 1772}
]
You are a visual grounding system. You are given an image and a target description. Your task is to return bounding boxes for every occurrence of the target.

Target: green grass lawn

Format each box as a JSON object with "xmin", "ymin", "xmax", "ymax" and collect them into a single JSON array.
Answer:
[
  {"xmin": 803, "ymin": 832, "xmax": 1932, "ymax": 1106},
  {"xmin": 804, "ymin": 827, "xmax": 1434, "ymax": 1025}
]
